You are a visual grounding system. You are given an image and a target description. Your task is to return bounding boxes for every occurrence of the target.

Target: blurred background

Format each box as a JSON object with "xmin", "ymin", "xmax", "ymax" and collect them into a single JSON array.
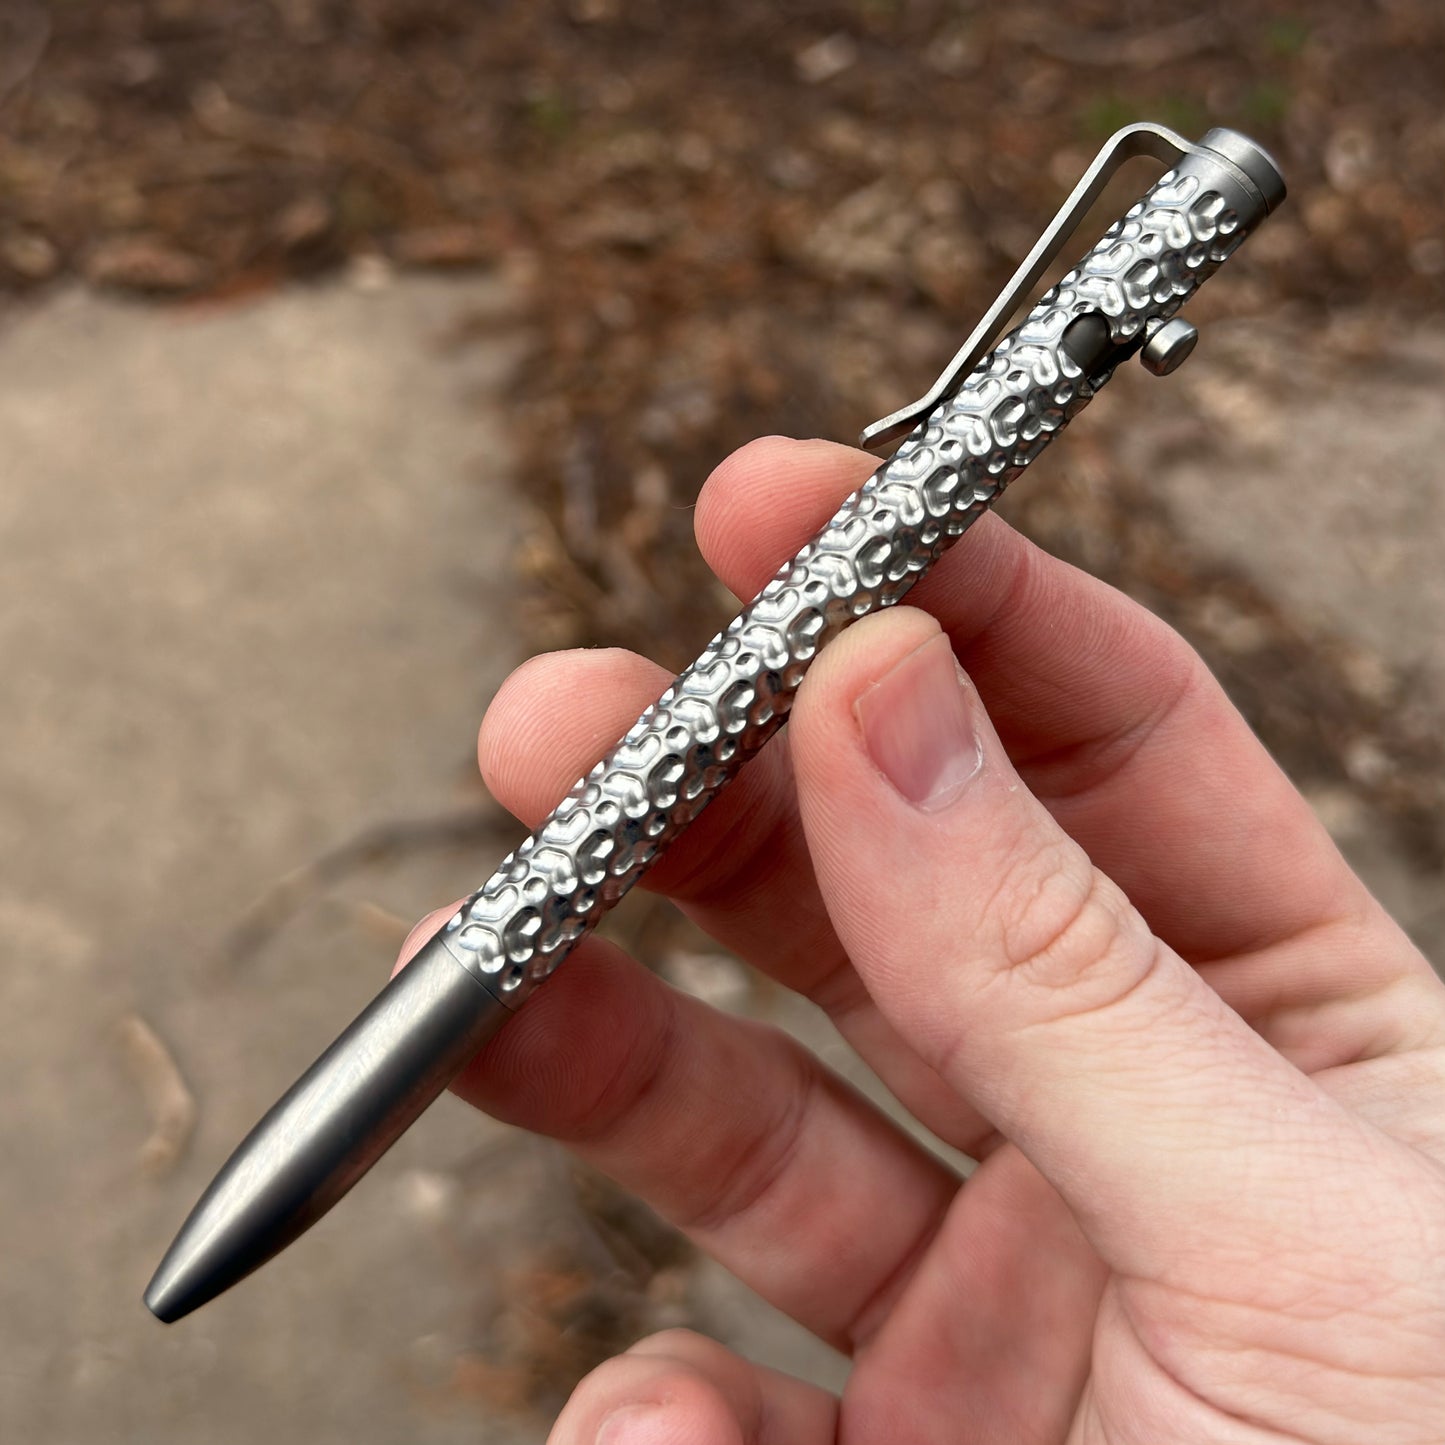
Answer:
[{"xmin": 2, "ymin": 1, "xmax": 1443, "ymax": 1440}]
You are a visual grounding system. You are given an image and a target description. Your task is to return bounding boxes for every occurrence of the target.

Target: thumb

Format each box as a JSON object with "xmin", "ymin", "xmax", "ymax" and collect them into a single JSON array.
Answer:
[{"xmin": 789, "ymin": 606, "xmax": 1362, "ymax": 1278}]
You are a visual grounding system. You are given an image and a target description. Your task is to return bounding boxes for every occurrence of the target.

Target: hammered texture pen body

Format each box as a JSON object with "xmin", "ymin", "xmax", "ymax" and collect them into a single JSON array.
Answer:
[{"xmin": 439, "ymin": 164, "xmax": 1249, "ymax": 1004}]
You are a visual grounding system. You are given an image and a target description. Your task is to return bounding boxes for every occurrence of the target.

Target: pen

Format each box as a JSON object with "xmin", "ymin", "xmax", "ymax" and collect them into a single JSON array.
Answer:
[{"xmin": 146, "ymin": 123, "xmax": 1285, "ymax": 1323}]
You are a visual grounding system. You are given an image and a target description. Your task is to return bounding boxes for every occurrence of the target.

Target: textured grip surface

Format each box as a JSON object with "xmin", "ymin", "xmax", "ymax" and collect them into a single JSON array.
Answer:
[{"xmin": 440, "ymin": 163, "xmax": 1250, "ymax": 1002}]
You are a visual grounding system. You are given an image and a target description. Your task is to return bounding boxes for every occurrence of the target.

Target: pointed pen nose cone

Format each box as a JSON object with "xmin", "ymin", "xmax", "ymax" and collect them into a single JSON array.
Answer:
[
  {"xmin": 144, "ymin": 1221, "xmax": 238, "ymax": 1323},
  {"xmin": 141, "ymin": 935, "xmax": 512, "ymax": 1323},
  {"xmin": 144, "ymin": 1272, "xmax": 183, "ymax": 1322},
  {"xmin": 145, "ymin": 1259, "xmax": 196, "ymax": 1323},
  {"xmin": 140, "ymin": 1081, "xmax": 357, "ymax": 1325}
]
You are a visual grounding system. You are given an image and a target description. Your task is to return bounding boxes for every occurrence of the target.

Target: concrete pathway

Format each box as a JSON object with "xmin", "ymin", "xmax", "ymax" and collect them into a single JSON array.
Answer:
[{"xmin": 0, "ymin": 275, "xmax": 543, "ymax": 1443}]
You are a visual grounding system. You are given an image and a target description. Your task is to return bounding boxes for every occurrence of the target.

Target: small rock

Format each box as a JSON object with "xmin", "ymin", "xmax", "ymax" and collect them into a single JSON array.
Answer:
[
  {"xmin": 397, "ymin": 1168, "xmax": 458, "ymax": 1224},
  {"xmin": 1324, "ymin": 127, "xmax": 1375, "ymax": 194},
  {"xmin": 1189, "ymin": 593, "xmax": 1270, "ymax": 655},
  {"xmin": 1305, "ymin": 785, "xmax": 1369, "ymax": 842},
  {"xmin": 1338, "ymin": 646, "xmax": 1395, "ymax": 707},
  {"xmin": 1344, "ymin": 736, "xmax": 1392, "ymax": 787},
  {"xmin": 346, "ymin": 252, "xmax": 394, "ymax": 292}
]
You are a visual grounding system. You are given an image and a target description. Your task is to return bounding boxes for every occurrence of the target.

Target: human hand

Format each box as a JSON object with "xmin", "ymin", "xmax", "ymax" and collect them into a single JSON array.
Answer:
[{"xmin": 399, "ymin": 437, "xmax": 1445, "ymax": 1443}]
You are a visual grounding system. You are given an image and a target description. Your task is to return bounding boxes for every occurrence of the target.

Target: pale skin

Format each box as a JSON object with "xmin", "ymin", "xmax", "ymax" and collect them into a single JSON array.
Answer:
[{"xmin": 397, "ymin": 437, "xmax": 1445, "ymax": 1444}]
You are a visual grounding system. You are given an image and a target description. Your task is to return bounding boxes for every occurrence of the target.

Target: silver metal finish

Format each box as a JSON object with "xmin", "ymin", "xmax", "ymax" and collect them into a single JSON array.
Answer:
[
  {"xmin": 1193, "ymin": 126, "xmax": 1287, "ymax": 214},
  {"xmin": 147, "ymin": 126, "xmax": 1285, "ymax": 1323},
  {"xmin": 860, "ymin": 122, "xmax": 1194, "ymax": 453},
  {"xmin": 437, "ymin": 130, "xmax": 1282, "ymax": 1006},
  {"xmin": 1140, "ymin": 317, "xmax": 1200, "ymax": 375},
  {"xmin": 144, "ymin": 935, "xmax": 510, "ymax": 1321},
  {"xmin": 859, "ymin": 123, "xmax": 1284, "ymax": 451}
]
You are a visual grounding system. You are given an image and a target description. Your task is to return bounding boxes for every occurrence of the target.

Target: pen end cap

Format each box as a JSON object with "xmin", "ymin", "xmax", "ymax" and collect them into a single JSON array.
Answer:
[{"xmin": 1197, "ymin": 127, "xmax": 1287, "ymax": 212}]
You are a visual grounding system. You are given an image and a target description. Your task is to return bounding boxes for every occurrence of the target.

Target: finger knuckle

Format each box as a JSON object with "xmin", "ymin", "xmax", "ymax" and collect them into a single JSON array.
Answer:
[
  {"xmin": 674, "ymin": 1031, "xmax": 815, "ymax": 1236},
  {"xmin": 993, "ymin": 841, "xmax": 1158, "ymax": 1018}
]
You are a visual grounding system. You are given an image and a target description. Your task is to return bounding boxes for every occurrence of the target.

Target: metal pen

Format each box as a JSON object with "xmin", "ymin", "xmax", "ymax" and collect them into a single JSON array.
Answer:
[{"xmin": 146, "ymin": 124, "xmax": 1285, "ymax": 1322}]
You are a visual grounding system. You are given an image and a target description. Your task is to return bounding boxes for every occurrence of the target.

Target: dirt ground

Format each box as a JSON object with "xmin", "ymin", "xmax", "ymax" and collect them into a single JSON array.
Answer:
[{"xmin": 2, "ymin": 3, "xmax": 1443, "ymax": 1441}]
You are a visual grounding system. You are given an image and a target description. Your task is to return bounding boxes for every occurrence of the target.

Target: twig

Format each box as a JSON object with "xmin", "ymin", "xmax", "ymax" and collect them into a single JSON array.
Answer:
[
  {"xmin": 222, "ymin": 807, "xmax": 511, "ymax": 967},
  {"xmin": 345, "ymin": 899, "xmax": 416, "ymax": 951},
  {"xmin": 118, "ymin": 1014, "xmax": 197, "ymax": 1177}
]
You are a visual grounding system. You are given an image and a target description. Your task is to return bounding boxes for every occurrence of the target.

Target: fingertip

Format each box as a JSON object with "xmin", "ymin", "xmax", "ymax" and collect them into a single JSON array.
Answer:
[
  {"xmin": 568, "ymin": 1330, "xmax": 835, "ymax": 1445},
  {"xmin": 594, "ymin": 1381, "xmax": 739, "ymax": 1445},
  {"xmin": 696, "ymin": 436, "xmax": 878, "ymax": 599},
  {"xmin": 552, "ymin": 1351, "xmax": 744, "ymax": 1445},
  {"xmin": 475, "ymin": 650, "xmax": 582, "ymax": 795},
  {"xmin": 477, "ymin": 648, "xmax": 672, "ymax": 822}
]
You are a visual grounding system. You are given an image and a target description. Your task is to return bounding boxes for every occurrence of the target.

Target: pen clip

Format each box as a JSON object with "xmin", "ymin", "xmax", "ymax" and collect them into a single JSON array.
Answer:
[{"xmin": 860, "ymin": 121, "xmax": 1194, "ymax": 452}]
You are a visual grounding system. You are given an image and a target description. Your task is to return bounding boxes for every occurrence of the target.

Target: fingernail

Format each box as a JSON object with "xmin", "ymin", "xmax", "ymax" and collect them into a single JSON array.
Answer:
[
  {"xmin": 855, "ymin": 632, "xmax": 984, "ymax": 812},
  {"xmin": 595, "ymin": 1404, "xmax": 662, "ymax": 1445}
]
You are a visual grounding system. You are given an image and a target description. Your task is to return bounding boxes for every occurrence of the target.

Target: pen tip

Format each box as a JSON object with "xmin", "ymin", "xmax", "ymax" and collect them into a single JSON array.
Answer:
[
  {"xmin": 140, "ymin": 937, "xmax": 512, "ymax": 1324},
  {"xmin": 142, "ymin": 1174, "xmax": 269, "ymax": 1324},
  {"xmin": 143, "ymin": 1254, "xmax": 205, "ymax": 1324}
]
